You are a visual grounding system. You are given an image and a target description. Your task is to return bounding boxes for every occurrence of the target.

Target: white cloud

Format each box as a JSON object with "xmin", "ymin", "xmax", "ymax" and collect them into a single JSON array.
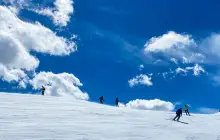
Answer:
[
  {"xmin": 170, "ymin": 58, "xmax": 178, "ymax": 64},
  {"xmin": 182, "ymin": 56, "xmax": 190, "ymax": 64},
  {"xmin": 143, "ymin": 31, "xmax": 220, "ymax": 66},
  {"xmin": 175, "ymin": 67, "xmax": 187, "ymax": 75},
  {"xmin": 175, "ymin": 64, "xmax": 205, "ymax": 76},
  {"xmin": 198, "ymin": 107, "xmax": 219, "ymax": 114},
  {"xmin": 182, "ymin": 53, "xmax": 205, "ymax": 64},
  {"xmin": 0, "ymin": 64, "xmax": 27, "ymax": 83},
  {"xmin": 0, "ymin": 6, "xmax": 76, "ymax": 55},
  {"xmin": 0, "ymin": 6, "xmax": 77, "ymax": 89},
  {"xmin": 144, "ymin": 31, "xmax": 194, "ymax": 52},
  {"xmin": 0, "ymin": 31, "xmax": 39, "ymax": 71},
  {"xmin": 186, "ymin": 64, "xmax": 206, "ymax": 76},
  {"xmin": 30, "ymin": 72, "xmax": 89, "ymax": 100},
  {"xmin": 142, "ymin": 31, "xmax": 220, "ymax": 83},
  {"xmin": 144, "ymin": 31, "xmax": 206, "ymax": 65},
  {"xmin": 126, "ymin": 99, "xmax": 174, "ymax": 111},
  {"xmin": 1, "ymin": 0, "xmax": 27, "ymax": 7},
  {"xmin": 34, "ymin": 0, "xmax": 74, "ymax": 26},
  {"xmin": 139, "ymin": 64, "xmax": 144, "ymax": 70},
  {"xmin": 128, "ymin": 74, "xmax": 153, "ymax": 87},
  {"xmin": 158, "ymin": 69, "xmax": 175, "ymax": 79},
  {"xmin": 160, "ymin": 64, "xmax": 206, "ymax": 79},
  {"xmin": 149, "ymin": 73, "xmax": 153, "ymax": 76}
]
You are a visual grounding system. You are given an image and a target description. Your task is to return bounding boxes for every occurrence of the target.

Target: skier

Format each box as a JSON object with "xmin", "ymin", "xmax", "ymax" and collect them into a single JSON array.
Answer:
[
  {"xmin": 41, "ymin": 86, "xmax": 45, "ymax": 96},
  {"xmin": 173, "ymin": 108, "xmax": 182, "ymax": 121},
  {"xmin": 98, "ymin": 96, "xmax": 104, "ymax": 104},
  {"xmin": 184, "ymin": 105, "xmax": 190, "ymax": 116},
  {"xmin": 115, "ymin": 97, "xmax": 119, "ymax": 107}
]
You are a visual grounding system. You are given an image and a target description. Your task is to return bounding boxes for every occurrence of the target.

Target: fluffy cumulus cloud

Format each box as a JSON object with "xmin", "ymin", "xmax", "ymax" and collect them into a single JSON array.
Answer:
[
  {"xmin": 0, "ymin": 64, "xmax": 28, "ymax": 87},
  {"xmin": 0, "ymin": 6, "xmax": 86, "ymax": 99},
  {"xmin": 0, "ymin": 32, "xmax": 39, "ymax": 71},
  {"xmin": 34, "ymin": 0, "xmax": 74, "ymax": 26},
  {"xmin": 141, "ymin": 31, "xmax": 220, "ymax": 83},
  {"xmin": 30, "ymin": 72, "xmax": 89, "ymax": 100},
  {"xmin": 126, "ymin": 99, "xmax": 174, "ymax": 111},
  {"xmin": 1, "ymin": 6, "xmax": 75, "ymax": 55},
  {"xmin": 128, "ymin": 74, "xmax": 153, "ymax": 87},
  {"xmin": 0, "ymin": 6, "xmax": 76, "ymax": 79},
  {"xmin": 144, "ymin": 31, "xmax": 206, "ymax": 65},
  {"xmin": 144, "ymin": 31, "xmax": 220, "ymax": 66},
  {"xmin": 144, "ymin": 31, "xmax": 194, "ymax": 52}
]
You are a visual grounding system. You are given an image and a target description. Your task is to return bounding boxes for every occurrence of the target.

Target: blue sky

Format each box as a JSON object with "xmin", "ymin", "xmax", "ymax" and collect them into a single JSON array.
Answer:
[{"xmin": 0, "ymin": 0, "xmax": 220, "ymax": 113}]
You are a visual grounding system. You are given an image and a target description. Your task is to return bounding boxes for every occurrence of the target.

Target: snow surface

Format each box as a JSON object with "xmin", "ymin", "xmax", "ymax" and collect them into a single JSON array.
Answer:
[{"xmin": 0, "ymin": 93, "xmax": 220, "ymax": 140}]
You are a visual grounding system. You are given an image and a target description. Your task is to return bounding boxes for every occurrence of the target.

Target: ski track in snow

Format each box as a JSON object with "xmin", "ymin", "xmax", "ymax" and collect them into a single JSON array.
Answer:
[{"xmin": 0, "ymin": 93, "xmax": 220, "ymax": 140}]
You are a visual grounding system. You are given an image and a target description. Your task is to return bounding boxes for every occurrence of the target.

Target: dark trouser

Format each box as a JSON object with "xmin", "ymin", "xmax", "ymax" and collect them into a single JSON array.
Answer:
[
  {"xmin": 100, "ymin": 100, "xmax": 103, "ymax": 104},
  {"xmin": 42, "ymin": 91, "xmax": 44, "ymax": 95},
  {"xmin": 173, "ymin": 114, "xmax": 180, "ymax": 121},
  {"xmin": 185, "ymin": 110, "xmax": 190, "ymax": 115}
]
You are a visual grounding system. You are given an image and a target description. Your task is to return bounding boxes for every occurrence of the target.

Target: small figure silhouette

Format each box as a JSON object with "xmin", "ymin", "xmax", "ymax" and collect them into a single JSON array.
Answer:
[
  {"xmin": 98, "ymin": 96, "xmax": 104, "ymax": 104},
  {"xmin": 115, "ymin": 97, "xmax": 119, "ymax": 107},
  {"xmin": 41, "ymin": 86, "xmax": 45, "ymax": 96}
]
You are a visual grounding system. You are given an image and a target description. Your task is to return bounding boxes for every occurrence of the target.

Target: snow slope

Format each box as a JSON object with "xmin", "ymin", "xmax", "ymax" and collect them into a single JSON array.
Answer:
[{"xmin": 0, "ymin": 93, "xmax": 220, "ymax": 140}]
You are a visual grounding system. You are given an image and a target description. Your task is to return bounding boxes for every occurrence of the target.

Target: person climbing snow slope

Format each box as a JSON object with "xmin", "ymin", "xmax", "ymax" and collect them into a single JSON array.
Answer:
[
  {"xmin": 41, "ymin": 86, "xmax": 45, "ymax": 96},
  {"xmin": 184, "ymin": 105, "xmax": 190, "ymax": 116},
  {"xmin": 115, "ymin": 97, "xmax": 119, "ymax": 107},
  {"xmin": 98, "ymin": 96, "xmax": 104, "ymax": 104},
  {"xmin": 173, "ymin": 108, "xmax": 182, "ymax": 121}
]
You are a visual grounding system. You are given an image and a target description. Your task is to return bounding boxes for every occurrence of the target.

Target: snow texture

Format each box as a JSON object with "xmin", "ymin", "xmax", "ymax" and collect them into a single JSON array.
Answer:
[{"xmin": 0, "ymin": 93, "xmax": 220, "ymax": 140}]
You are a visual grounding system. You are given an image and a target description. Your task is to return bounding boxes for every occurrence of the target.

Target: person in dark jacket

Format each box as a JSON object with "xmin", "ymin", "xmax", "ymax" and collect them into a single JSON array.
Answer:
[
  {"xmin": 98, "ymin": 96, "xmax": 104, "ymax": 104},
  {"xmin": 115, "ymin": 97, "xmax": 119, "ymax": 107},
  {"xmin": 41, "ymin": 86, "xmax": 45, "ymax": 96},
  {"xmin": 173, "ymin": 108, "xmax": 182, "ymax": 121}
]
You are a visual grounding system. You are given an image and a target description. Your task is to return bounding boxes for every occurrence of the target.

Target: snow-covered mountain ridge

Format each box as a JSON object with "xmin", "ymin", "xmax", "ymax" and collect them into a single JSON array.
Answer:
[{"xmin": 0, "ymin": 93, "xmax": 220, "ymax": 140}]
